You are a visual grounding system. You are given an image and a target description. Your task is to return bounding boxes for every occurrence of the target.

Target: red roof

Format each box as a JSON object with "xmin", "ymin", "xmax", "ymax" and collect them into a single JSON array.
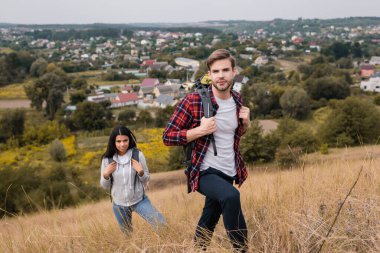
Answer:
[
  {"xmin": 141, "ymin": 78, "xmax": 159, "ymax": 87},
  {"xmin": 141, "ymin": 60, "xmax": 156, "ymax": 67},
  {"xmin": 360, "ymin": 64, "xmax": 375, "ymax": 70},
  {"xmin": 112, "ymin": 92, "xmax": 139, "ymax": 103},
  {"xmin": 122, "ymin": 85, "xmax": 133, "ymax": 91}
]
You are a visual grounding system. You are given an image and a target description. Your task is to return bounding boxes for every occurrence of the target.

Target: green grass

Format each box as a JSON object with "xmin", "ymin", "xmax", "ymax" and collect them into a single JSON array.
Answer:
[
  {"xmin": 0, "ymin": 80, "xmax": 33, "ymax": 99},
  {"xmin": 0, "ymin": 47, "xmax": 14, "ymax": 54},
  {"xmin": 301, "ymin": 106, "xmax": 332, "ymax": 132}
]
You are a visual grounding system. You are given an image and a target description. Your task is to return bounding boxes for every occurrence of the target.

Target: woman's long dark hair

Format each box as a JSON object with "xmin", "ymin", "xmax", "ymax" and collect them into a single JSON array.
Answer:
[{"xmin": 102, "ymin": 126, "xmax": 137, "ymax": 159}]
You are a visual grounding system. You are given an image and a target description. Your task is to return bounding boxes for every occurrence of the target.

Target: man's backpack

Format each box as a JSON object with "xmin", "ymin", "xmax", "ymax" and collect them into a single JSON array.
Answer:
[
  {"xmin": 183, "ymin": 74, "xmax": 217, "ymax": 166},
  {"xmin": 108, "ymin": 147, "xmax": 140, "ymax": 202}
]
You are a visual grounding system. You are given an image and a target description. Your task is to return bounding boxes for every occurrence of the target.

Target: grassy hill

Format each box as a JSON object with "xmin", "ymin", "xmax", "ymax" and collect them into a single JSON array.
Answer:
[{"xmin": 1, "ymin": 145, "xmax": 379, "ymax": 252}]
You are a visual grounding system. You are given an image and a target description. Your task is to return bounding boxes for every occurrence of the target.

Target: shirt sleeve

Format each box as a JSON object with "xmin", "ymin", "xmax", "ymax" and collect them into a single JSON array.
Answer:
[
  {"xmin": 100, "ymin": 158, "xmax": 111, "ymax": 189},
  {"xmin": 162, "ymin": 95, "xmax": 193, "ymax": 146}
]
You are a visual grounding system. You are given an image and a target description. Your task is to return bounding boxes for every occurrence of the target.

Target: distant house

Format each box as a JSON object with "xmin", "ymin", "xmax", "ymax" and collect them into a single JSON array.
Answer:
[
  {"xmin": 139, "ymin": 86, "xmax": 155, "ymax": 100},
  {"xmin": 87, "ymin": 93, "xmax": 118, "ymax": 103},
  {"xmin": 141, "ymin": 78, "xmax": 159, "ymax": 87},
  {"xmin": 360, "ymin": 72, "xmax": 380, "ymax": 92},
  {"xmin": 165, "ymin": 79, "xmax": 181, "ymax": 86},
  {"xmin": 154, "ymin": 94, "xmax": 177, "ymax": 108},
  {"xmin": 254, "ymin": 56, "xmax": 268, "ymax": 65},
  {"xmin": 369, "ymin": 56, "xmax": 380, "ymax": 65},
  {"xmin": 147, "ymin": 62, "xmax": 169, "ymax": 72},
  {"xmin": 233, "ymin": 75, "xmax": 249, "ymax": 93},
  {"xmin": 239, "ymin": 54, "xmax": 252, "ymax": 60},
  {"xmin": 169, "ymin": 83, "xmax": 182, "ymax": 97},
  {"xmin": 153, "ymin": 85, "xmax": 173, "ymax": 98},
  {"xmin": 360, "ymin": 64, "xmax": 376, "ymax": 78},
  {"xmin": 291, "ymin": 36, "xmax": 304, "ymax": 44},
  {"xmin": 110, "ymin": 92, "xmax": 141, "ymax": 108}
]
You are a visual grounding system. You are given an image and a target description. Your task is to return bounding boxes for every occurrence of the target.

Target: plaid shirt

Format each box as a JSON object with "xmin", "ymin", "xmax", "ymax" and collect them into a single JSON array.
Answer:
[{"xmin": 162, "ymin": 86, "xmax": 248, "ymax": 192}]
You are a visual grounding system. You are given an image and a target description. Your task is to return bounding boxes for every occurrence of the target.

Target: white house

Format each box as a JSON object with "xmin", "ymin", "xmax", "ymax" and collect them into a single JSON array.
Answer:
[
  {"xmin": 360, "ymin": 73, "xmax": 380, "ymax": 92},
  {"xmin": 254, "ymin": 56, "xmax": 269, "ymax": 65},
  {"xmin": 369, "ymin": 56, "xmax": 380, "ymax": 65},
  {"xmin": 233, "ymin": 75, "xmax": 249, "ymax": 93}
]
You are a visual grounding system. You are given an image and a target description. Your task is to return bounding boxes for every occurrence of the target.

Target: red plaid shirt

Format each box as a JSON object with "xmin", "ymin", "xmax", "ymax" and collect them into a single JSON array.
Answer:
[{"xmin": 163, "ymin": 86, "xmax": 248, "ymax": 192}]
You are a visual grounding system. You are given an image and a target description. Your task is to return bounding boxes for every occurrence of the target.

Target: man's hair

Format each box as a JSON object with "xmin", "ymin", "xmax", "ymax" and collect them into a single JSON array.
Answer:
[{"xmin": 206, "ymin": 49, "xmax": 235, "ymax": 70}]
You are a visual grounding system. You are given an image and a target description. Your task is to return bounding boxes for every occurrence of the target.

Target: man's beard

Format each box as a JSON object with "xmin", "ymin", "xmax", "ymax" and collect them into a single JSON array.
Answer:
[{"xmin": 212, "ymin": 79, "xmax": 233, "ymax": 92}]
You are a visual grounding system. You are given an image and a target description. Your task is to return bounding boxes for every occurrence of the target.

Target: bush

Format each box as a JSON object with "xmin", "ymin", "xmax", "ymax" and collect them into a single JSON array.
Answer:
[
  {"xmin": 318, "ymin": 97, "xmax": 380, "ymax": 146},
  {"xmin": 49, "ymin": 139, "xmax": 67, "ymax": 162},
  {"xmin": 23, "ymin": 120, "xmax": 69, "ymax": 146},
  {"xmin": 240, "ymin": 121, "xmax": 280, "ymax": 163},
  {"xmin": 274, "ymin": 118, "xmax": 319, "ymax": 153},
  {"xmin": 320, "ymin": 143, "xmax": 329, "ymax": 154},
  {"xmin": 282, "ymin": 126, "xmax": 319, "ymax": 153},
  {"xmin": 118, "ymin": 109, "xmax": 136, "ymax": 123},
  {"xmin": 374, "ymin": 93, "xmax": 380, "ymax": 106},
  {"xmin": 276, "ymin": 147, "xmax": 303, "ymax": 168}
]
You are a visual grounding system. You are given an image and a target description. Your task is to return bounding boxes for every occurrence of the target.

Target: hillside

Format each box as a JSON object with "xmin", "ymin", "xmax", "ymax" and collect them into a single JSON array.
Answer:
[{"xmin": 1, "ymin": 145, "xmax": 379, "ymax": 252}]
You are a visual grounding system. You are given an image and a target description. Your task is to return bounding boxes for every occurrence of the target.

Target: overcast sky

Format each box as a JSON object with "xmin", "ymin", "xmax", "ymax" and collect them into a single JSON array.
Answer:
[{"xmin": 1, "ymin": 0, "xmax": 379, "ymax": 24}]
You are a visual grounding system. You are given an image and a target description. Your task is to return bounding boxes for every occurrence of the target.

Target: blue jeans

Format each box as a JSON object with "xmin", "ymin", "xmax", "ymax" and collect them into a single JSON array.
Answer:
[
  {"xmin": 194, "ymin": 168, "xmax": 248, "ymax": 252},
  {"xmin": 112, "ymin": 195, "xmax": 165, "ymax": 234}
]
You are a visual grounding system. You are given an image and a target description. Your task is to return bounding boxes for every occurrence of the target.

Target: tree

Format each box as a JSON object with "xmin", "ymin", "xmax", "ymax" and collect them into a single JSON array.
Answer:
[
  {"xmin": 25, "ymin": 71, "xmax": 69, "ymax": 120},
  {"xmin": 351, "ymin": 42, "xmax": 363, "ymax": 58},
  {"xmin": 240, "ymin": 121, "xmax": 279, "ymax": 163},
  {"xmin": 72, "ymin": 101, "xmax": 108, "ymax": 131},
  {"xmin": 69, "ymin": 90, "xmax": 87, "ymax": 105},
  {"xmin": 29, "ymin": 58, "xmax": 48, "ymax": 77},
  {"xmin": 336, "ymin": 57, "xmax": 353, "ymax": 69},
  {"xmin": 0, "ymin": 109, "xmax": 25, "ymax": 142},
  {"xmin": 118, "ymin": 109, "xmax": 136, "ymax": 124},
  {"xmin": 319, "ymin": 97, "xmax": 380, "ymax": 146},
  {"xmin": 155, "ymin": 106, "xmax": 175, "ymax": 127},
  {"xmin": 305, "ymin": 76, "xmax": 350, "ymax": 100},
  {"xmin": 71, "ymin": 77, "xmax": 87, "ymax": 90},
  {"xmin": 280, "ymin": 87, "xmax": 311, "ymax": 119},
  {"xmin": 0, "ymin": 51, "xmax": 35, "ymax": 86},
  {"xmin": 148, "ymin": 69, "xmax": 168, "ymax": 80},
  {"xmin": 323, "ymin": 42, "xmax": 351, "ymax": 60},
  {"xmin": 137, "ymin": 110, "xmax": 153, "ymax": 127},
  {"xmin": 240, "ymin": 84, "xmax": 284, "ymax": 118}
]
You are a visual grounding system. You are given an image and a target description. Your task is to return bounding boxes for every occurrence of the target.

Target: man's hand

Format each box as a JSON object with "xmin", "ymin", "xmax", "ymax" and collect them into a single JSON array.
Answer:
[
  {"xmin": 199, "ymin": 116, "xmax": 217, "ymax": 135},
  {"xmin": 186, "ymin": 116, "xmax": 217, "ymax": 142},
  {"xmin": 239, "ymin": 106, "xmax": 251, "ymax": 132}
]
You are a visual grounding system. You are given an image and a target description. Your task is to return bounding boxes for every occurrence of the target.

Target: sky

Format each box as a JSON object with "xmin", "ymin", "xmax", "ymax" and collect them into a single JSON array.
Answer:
[{"xmin": 0, "ymin": 0, "xmax": 379, "ymax": 24}]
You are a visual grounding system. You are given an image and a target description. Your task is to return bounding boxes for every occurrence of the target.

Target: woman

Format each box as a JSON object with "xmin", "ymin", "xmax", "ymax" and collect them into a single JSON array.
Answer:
[{"xmin": 100, "ymin": 126, "xmax": 165, "ymax": 234}]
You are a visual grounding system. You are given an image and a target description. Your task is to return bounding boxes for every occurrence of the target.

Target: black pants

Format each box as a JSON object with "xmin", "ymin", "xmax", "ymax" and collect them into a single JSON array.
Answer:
[{"xmin": 194, "ymin": 168, "xmax": 248, "ymax": 252}]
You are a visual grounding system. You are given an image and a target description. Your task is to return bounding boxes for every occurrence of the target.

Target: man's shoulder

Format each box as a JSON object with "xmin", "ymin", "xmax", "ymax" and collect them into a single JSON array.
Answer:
[
  {"xmin": 231, "ymin": 90, "xmax": 243, "ymax": 104},
  {"xmin": 181, "ymin": 91, "xmax": 201, "ymax": 102}
]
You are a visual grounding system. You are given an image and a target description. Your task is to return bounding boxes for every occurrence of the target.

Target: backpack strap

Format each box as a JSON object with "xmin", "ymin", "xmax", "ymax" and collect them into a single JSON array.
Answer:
[
  {"xmin": 107, "ymin": 157, "xmax": 114, "ymax": 202},
  {"xmin": 131, "ymin": 147, "xmax": 141, "ymax": 193},
  {"xmin": 198, "ymin": 86, "xmax": 217, "ymax": 156}
]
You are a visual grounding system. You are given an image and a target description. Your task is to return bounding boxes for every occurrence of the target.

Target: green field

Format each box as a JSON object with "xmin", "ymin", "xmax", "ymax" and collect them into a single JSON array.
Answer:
[{"xmin": 0, "ymin": 81, "xmax": 31, "ymax": 99}]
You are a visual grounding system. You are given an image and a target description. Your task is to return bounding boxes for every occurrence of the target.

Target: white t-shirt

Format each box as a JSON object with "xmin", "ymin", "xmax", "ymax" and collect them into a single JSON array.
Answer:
[{"xmin": 200, "ymin": 96, "xmax": 237, "ymax": 177}]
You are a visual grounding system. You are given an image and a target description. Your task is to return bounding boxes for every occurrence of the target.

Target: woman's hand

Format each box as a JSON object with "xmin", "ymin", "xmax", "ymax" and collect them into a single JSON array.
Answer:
[
  {"xmin": 103, "ymin": 161, "xmax": 117, "ymax": 180},
  {"xmin": 132, "ymin": 159, "xmax": 144, "ymax": 176}
]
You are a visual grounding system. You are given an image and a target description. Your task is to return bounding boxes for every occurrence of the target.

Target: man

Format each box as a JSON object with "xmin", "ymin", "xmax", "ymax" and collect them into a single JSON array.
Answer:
[{"xmin": 163, "ymin": 49, "xmax": 250, "ymax": 252}]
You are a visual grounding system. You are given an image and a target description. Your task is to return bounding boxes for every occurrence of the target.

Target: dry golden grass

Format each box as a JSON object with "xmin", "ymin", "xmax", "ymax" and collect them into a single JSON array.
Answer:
[{"xmin": 1, "ymin": 146, "xmax": 379, "ymax": 253}]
